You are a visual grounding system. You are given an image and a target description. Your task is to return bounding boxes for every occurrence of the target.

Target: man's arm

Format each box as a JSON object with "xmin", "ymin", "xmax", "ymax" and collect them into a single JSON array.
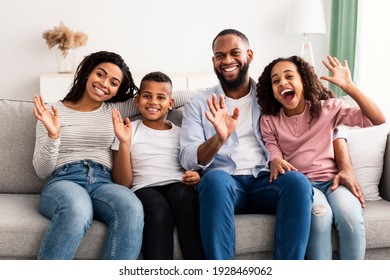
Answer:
[{"xmin": 332, "ymin": 138, "xmax": 365, "ymax": 208}]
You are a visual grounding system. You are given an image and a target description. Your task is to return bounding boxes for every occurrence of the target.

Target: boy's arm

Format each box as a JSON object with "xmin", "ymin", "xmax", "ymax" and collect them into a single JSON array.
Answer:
[
  {"xmin": 332, "ymin": 138, "xmax": 366, "ymax": 208},
  {"xmin": 112, "ymin": 145, "xmax": 132, "ymax": 187},
  {"xmin": 111, "ymin": 109, "xmax": 133, "ymax": 187}
]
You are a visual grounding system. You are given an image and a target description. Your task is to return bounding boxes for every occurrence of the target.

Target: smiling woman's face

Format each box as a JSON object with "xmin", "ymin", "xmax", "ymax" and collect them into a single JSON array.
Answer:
[{"xmin": 84, "ymin": 62, "xmax": 123, "ymax": 102}]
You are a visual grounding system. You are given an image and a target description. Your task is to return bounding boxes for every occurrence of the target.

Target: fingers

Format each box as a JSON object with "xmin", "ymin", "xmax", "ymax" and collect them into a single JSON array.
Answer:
[
  {"xmin": 330, "ymin": 174, "xmax": 340, "ymax": 191},
  {"xmin": 112, "ymin": 109, "xmax": 124, "ymax": 124},
  {"xmin": 232, "ymin": 107, "xmax": 240, "ymax": 120},
  {"xmin": 219, "ymin": 94, "xmax": 226, "ymax": 109},
  {"xmin": 207, "ymin": 93, "xmax": 223, "ymax": 114},
  {"xmin": 51, "ymin": 106, "xmax": 58, "ymax": 117},
  {"xmin": 33, "ymin": 96, "xmax": 49, "ymax": 119}
]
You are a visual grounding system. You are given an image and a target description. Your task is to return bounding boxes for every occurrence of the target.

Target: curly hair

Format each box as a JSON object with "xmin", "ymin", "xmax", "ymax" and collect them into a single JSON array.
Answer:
[
  {"xmin": 63, "ymin": 51, "xmax": 138, "ymax": 103},
  {"xmin": 256, "ymin": 56, "xmax": 335, "ymax": 122}
]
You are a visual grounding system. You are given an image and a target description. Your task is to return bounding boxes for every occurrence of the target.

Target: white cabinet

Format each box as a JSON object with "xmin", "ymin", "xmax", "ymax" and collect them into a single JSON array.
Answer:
[{"xmin": 39, "ymin": 73, "xmax": 74, "ymax": 103}]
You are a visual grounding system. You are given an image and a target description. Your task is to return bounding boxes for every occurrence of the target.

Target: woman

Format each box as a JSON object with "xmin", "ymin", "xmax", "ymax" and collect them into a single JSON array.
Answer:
[{"xmin": 33, "ymin": 51, "xmax": 144, "ymax": 260}]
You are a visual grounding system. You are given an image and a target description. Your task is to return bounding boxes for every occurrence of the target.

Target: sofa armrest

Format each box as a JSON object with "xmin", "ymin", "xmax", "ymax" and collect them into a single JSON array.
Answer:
[{"xmin": 379, "ymin": 132, "xmax": 390, "ymax": 201}]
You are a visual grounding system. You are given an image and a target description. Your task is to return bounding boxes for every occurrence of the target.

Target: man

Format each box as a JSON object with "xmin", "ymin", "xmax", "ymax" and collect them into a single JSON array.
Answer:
[{"xmin": 179, "ymin": 29, "xmax": 363, "ymax": 260}]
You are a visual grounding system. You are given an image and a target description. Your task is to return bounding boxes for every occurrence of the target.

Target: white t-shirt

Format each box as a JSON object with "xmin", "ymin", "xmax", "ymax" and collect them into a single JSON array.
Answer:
[
  {"xmin": 112, "ymin": 119, "xmax": 184, "ymax": 191},
  {"xmin": 225, "ymin": 91, "xmax": 265, "ymax": 175}
]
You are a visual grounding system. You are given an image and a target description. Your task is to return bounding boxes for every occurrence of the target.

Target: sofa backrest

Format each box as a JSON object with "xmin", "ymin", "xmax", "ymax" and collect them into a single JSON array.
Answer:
[
  {"xmin": 0, "ymin": 99, "xmax": 45, "ymax": 194},
  {"xmin": 0, "ymin": 90, "xmax": 200, "ymax": 194}
]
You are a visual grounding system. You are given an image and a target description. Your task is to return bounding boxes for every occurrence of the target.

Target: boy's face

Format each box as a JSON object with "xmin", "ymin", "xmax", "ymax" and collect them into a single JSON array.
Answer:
[{"xmin": 136, "ymin": 81, "xmax": 174, "ymax": 123}]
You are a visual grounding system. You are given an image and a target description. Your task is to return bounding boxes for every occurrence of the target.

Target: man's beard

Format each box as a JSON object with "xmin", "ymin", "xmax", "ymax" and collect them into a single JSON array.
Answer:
[{"xmin": 214, "ymin": 63, "xmax": 250, "ymax": 91}]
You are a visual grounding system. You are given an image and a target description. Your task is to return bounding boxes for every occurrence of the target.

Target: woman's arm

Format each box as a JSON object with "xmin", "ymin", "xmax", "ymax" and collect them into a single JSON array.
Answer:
[{"xmin": 32, "ymin": 96, "xmax": 61, "ymax": 179}]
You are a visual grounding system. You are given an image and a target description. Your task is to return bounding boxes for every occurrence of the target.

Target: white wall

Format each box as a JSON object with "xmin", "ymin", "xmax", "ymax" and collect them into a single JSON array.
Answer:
[
  {"xmin": 355, "ymin": 0, "xmax": 390, "ymax": 120},
  {"xmin": 0, "ymin": 0, "xmax": 331, "ymax": 101}
]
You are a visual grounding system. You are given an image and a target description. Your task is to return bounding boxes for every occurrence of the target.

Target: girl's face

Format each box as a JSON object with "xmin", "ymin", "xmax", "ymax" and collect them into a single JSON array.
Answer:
[
  {"xmin": 84, "ymin": 62, "xmax": 123, "ymax": 103},
  {"xmin": 270, "ymin": 61, "xmax": 305, "ymax": 116}
]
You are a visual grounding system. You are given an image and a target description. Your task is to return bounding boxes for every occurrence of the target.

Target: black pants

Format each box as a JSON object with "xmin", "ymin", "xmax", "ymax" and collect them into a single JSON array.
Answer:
[{"xmin": 135, "ymin": 182, "xmax": 205, "ymax": 260}]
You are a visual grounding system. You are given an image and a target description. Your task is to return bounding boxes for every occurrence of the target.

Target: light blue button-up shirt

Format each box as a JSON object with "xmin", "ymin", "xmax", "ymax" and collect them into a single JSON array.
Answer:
[{"xmin": 179, "ymin": 78, "xmax": 270, "ymax": 177}]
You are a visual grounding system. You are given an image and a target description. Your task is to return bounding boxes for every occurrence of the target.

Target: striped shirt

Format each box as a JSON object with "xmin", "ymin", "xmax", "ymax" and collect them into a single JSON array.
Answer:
[{"xmin": 33, "ymin": 101, "xmax": 133, "ymax": 179}]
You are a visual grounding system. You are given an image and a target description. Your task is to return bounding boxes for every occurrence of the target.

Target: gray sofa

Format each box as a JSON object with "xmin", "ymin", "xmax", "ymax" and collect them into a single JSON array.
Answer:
[{"xmin": 1, "ymin": 91, "xmax": 390, "ymax": 260}]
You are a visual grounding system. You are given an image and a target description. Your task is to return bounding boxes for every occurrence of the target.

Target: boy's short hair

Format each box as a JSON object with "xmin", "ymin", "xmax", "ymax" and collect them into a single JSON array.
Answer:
[{"xmin": 140, "ymin": 71, "xmax": 172, "ymax": 87}]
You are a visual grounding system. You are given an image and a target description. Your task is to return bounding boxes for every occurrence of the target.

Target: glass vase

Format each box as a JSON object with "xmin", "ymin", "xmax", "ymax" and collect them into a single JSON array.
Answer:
[{"xmin": 56, "ymin": 48, "xmax": 75, "ymax": 73}]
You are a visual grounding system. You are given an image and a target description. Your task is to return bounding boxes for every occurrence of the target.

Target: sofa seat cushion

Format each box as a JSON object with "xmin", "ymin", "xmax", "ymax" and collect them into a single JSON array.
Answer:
[
  {"xmin": 0, "ymin": 194, "xmax": 106, "ymax": 259},
  {"xmin": 235, "ymin": 214, "xmax": 274, "ymax": 257},
  {"xmin": 364, "ymin": 200, "xmax": 390, "ymax": 249}
]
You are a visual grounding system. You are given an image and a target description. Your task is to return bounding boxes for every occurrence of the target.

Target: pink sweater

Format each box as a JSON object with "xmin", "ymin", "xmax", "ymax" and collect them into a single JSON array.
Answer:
[{"xmin": 260, "ymin": 98, "xmax": 373, "ymax": 182}]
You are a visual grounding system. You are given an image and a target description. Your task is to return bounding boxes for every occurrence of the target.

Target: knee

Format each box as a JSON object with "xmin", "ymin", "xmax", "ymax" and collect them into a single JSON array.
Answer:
[
  {"xmin": 198, "ymin": 170, "xmax": 233, "ymax": 197},
  {"xmin": 311, "ymin": 206, "xmax": 333, "ymax": 235},
  {"xmin": 121, "ymin": 194, "xmax": 145, "ymax": 224},
  {"xmin": 280, "ymin": 171, "xmax": 313, "ymax": 200}
]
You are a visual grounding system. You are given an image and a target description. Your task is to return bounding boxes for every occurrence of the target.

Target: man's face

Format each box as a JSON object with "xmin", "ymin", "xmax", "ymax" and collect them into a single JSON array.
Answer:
[{"xmin": 212, "ymin": 34, "xmax": 253, "ymax": 90}]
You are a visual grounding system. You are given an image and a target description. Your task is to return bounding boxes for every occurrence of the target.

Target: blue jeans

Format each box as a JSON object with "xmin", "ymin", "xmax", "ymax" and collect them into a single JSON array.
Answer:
[
  {"xmin": 38, "ymin": 160, "xmax": 144, "ymax": 260},
  {"xmin": 306, "ymin": 181, "xmax": 365, "ymax": 260},
  {"xmin": 198, "ymin": 170, "xmax": 313, "ymax": 260}
]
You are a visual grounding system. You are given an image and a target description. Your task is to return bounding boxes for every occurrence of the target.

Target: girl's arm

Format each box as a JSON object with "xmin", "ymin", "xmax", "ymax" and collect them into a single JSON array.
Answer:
[
  {"xmin": 111, "ymin": 109, "xmax": 133, "ymax": 187},
  {"xmin": 321, "ymin": 56, "xmax": 386, "ymax": 125}
]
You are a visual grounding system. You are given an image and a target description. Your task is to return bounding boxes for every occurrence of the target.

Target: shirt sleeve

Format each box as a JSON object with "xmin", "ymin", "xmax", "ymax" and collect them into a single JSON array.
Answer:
[
  {"xmin": 32, "ymin": 120, "xmax": 60, "ymax": 179},
  {"xmin": 333, "ymin": 125, "xmax": 349, "ymax": 141},
  {"xmin": 179, "ymin": 97, "xmax": 213, "ymax": 170},
  {"xmin": 260, "ymin": 115, "xmax": 283, "ymax": 161},
  {"xmin": 324, "ymin": 98, "xmax": 373, "ymax": 128}
]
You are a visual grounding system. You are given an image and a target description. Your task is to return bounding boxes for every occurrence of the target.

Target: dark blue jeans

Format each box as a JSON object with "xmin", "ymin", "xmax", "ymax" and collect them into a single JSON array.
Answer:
[{"xmin": 198, "ymin": 170, "xmax": 313, "ymax": 260}]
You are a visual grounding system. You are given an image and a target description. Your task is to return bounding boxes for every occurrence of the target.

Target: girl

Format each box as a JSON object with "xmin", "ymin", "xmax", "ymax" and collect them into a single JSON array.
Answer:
[
  {"xmin": 256, "ymin": 55, "xmax": 385, "ymax": 259},
  {"xmin": 33, "ymin": 51, "xmax": 144, "ymax": 259}
]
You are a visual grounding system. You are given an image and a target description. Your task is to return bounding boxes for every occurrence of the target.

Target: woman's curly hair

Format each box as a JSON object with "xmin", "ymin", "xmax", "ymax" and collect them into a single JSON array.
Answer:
[
  {"xmin": 63, "ymin": 51, "xmax": 138, "ymax": 103},
  {"xmin": 256, "ymin": 56, "xmax": 335, "ymax": 122}
]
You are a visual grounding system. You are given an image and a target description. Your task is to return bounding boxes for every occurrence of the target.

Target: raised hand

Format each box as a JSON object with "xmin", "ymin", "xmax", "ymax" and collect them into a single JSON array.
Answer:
[
  {"xmin": 33, "ymin": 95, "xmax": 60, "ymax": 139},
  {"xmin": 205, "ymin": 93, "xmax": 239, "ymax": 143},
  {"xmin": 320, "ymin": 56, "xmax": 353, "ymax": 90},
  {"xmin": 112, "ymin": 109, "xmax": 132, "ymax": 144}
]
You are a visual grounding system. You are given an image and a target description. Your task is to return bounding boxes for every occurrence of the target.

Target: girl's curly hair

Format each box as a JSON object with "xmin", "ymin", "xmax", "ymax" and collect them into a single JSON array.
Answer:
[
  {"xmin": 63, "ymin": 51, "xmax": 138, "ymax": 103},
  {"xmin": 256, "ymin": 56, "xmax": 335, "ymax": 121}
]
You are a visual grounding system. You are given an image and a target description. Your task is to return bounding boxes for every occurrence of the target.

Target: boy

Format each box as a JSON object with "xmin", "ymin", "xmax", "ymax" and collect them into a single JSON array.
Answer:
[{"xmin": 112, "ymin": 71, "xmax": 204, "ymax": 260}]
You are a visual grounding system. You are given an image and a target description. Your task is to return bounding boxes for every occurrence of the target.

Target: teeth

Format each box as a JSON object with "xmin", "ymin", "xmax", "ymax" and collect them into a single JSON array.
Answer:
[
  {"xmin": 147, "ymin": 108, "xmax": 159, "ymax": 112},
  {"xmin": 280, "ymin": 89, "xmax": 293, "ymax": 96},
  {"xmin": 224, "ymin": 66, "xmax": 237, "ymax": 72},
  {"xmin": 95, "ymin": 87, "xmax": 106, "ymax": 95}
]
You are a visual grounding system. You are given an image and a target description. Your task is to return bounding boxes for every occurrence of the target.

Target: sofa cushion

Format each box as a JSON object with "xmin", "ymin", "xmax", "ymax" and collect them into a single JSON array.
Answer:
[
  {"xmin": 0, "ymin": 194, "xmax": 106, "ymax": 259},
  {"xmin": 348, "ymin": 123, "xmax": 390, "ymax": 200},
  {"xmin": 0, "ymin": 100, "xmax": 45, "ymax": 194}
]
